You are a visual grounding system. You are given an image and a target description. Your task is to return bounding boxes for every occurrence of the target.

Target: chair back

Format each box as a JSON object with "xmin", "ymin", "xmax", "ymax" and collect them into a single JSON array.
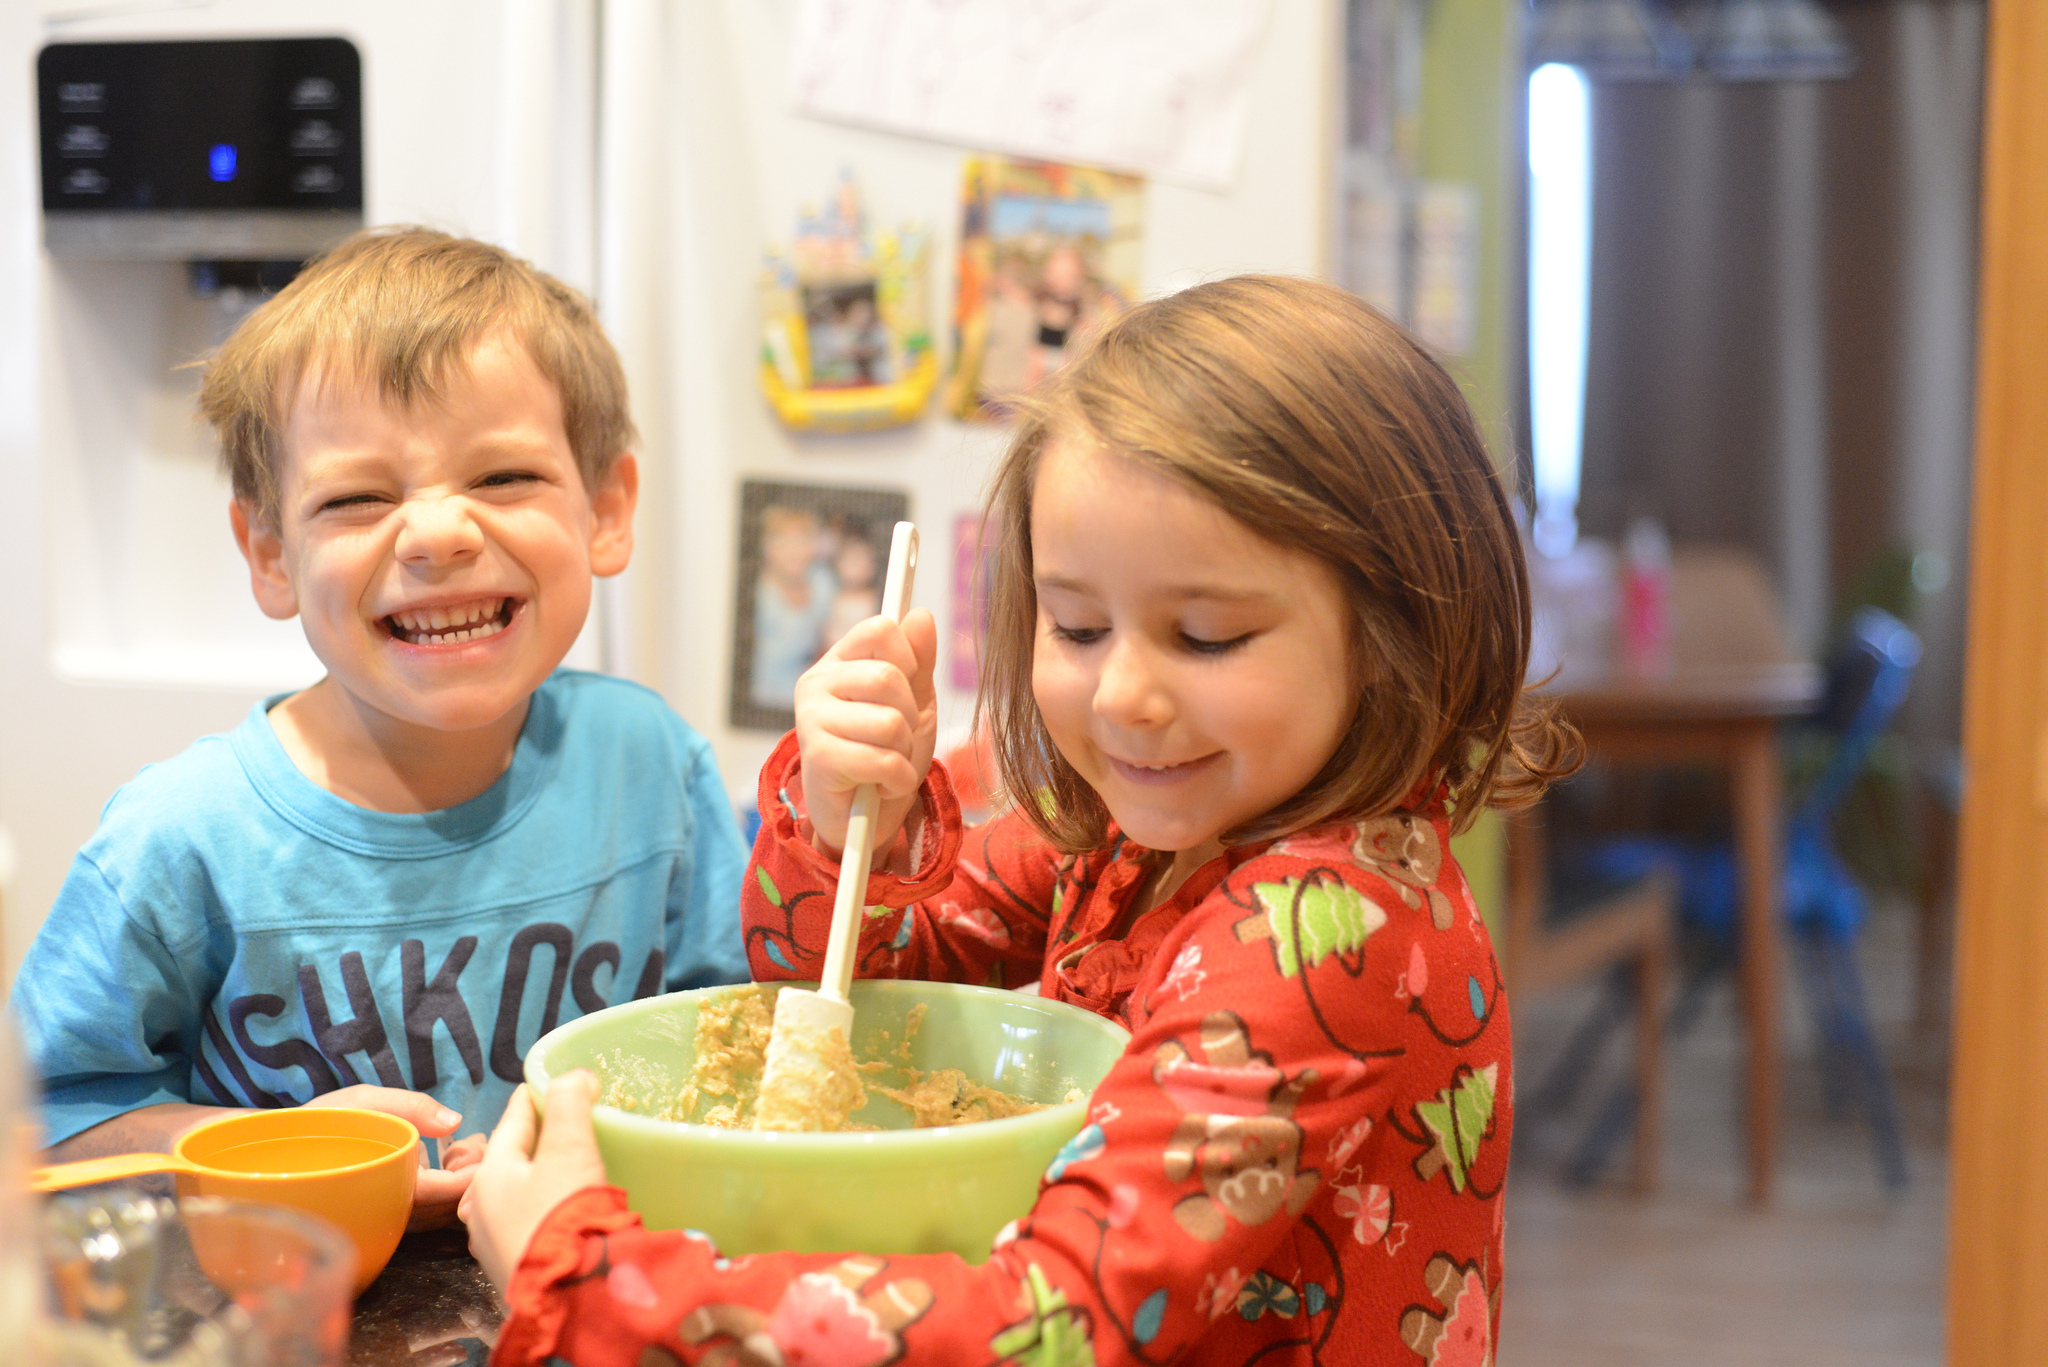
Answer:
[{"xmin": 1793, "ymin": 607, "xmax": 1921, "ymax": 833}]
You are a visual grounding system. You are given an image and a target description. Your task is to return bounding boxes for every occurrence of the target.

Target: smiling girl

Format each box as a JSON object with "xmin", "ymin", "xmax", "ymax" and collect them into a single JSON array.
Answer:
[{"xmin": 468, "ymin": 275, "xmax": 1579, "ymax": 1366}]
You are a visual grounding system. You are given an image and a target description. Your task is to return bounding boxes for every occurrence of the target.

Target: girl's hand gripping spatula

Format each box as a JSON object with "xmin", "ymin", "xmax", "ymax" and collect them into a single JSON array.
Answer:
[{"xmin": 754, "ymin": 521, "xmax": 919, "ymax": 1132}]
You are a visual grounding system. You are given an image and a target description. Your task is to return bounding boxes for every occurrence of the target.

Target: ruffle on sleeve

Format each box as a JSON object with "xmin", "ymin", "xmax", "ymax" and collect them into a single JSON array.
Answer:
[
  {"xmin": 753, "ymin": 731, "xmax": 965, "ymax": 907},
  {"xmin": 491, "ymin": 1186, "xmax": 643, "ymax": 1367}
]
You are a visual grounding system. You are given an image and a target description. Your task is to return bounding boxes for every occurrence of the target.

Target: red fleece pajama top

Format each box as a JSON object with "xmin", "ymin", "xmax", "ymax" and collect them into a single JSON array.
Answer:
[{"xmin": 495, "ymin": 734, "xmax": 1513, "ymax": 1367}]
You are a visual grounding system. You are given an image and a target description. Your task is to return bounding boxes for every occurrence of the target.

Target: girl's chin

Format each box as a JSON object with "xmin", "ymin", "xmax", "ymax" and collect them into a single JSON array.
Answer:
[{"xmin": 1101, "ymin": 809, "xmax": 1224, "ymax": 856}]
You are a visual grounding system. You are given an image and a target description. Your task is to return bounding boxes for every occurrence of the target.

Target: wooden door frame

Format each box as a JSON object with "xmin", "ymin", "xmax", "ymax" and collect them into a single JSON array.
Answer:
[{"xmin": 1949, "ymin": 2, "xmax": 2048, "ymax": 1359}]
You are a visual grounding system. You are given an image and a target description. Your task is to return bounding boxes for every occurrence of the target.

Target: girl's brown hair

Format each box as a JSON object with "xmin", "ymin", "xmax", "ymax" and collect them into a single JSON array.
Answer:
[
  {"xmin": 979, "ymin": 274, "xmax": 1580, "ymax": 852},
  {"xmin": 199, "ymin": 226, "xmax": 634, "ymax": 529}
]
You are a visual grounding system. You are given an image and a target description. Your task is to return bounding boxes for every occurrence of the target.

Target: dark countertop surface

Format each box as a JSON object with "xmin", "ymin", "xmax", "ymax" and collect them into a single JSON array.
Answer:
[{"xmin": 349, "ymin": 1227, "xmax": 503, "ymax": 1367}]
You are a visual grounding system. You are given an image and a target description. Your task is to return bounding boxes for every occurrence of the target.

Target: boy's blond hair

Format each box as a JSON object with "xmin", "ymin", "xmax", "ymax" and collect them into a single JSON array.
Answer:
[
  {"xmin": 979, "ymin": 274, "xmax": 1581, "ymax": 851},
  {"xmin": 199, "ymin": 226, "xmax": 634, "ymax": 528}
]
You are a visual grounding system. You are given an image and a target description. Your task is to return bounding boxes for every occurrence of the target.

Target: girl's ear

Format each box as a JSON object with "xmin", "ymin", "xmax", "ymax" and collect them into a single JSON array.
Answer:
[
  {"xmin": 588, "ymin": 452, "xmax": 639, "ymax": 578},
  {"xmin": 230, "ymin": 498, "xmax": 300, "ymax": 620}
]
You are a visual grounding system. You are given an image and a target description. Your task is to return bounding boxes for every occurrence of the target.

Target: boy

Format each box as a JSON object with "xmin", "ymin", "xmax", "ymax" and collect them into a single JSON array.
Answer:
[{"xmin": 10, "ymin": 228, "xmax": 747, "ymax": 1226}]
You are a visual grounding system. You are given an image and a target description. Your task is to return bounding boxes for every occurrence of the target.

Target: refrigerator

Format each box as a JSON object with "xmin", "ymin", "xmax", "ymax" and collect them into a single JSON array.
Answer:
[{"xmin": 0, "ymin": 0, "xmax": 1337, "ymax": 987}]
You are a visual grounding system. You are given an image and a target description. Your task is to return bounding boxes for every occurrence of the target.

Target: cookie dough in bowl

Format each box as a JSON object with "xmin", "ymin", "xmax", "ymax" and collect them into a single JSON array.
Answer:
[{"xmin": 523, "ymin": 980, "xmax": 1129, "ymax": 1260}]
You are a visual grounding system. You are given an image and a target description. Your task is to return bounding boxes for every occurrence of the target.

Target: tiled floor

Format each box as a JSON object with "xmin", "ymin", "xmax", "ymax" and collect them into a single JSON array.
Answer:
[{"xmin": 1502, "ymin": 895, "xmax": 1948, "ymax": 1365}]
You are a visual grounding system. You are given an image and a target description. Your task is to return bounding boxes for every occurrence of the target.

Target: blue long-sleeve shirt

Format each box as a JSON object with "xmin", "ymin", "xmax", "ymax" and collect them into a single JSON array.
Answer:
[{"xmin": 12, "ymin": 669, "xmax": 748, "ymax": 1146}]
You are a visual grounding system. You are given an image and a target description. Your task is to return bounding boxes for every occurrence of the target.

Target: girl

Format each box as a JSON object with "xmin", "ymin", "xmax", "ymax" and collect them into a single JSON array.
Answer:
[{"xmin": 465, "ymin": 275, "xmax": 1578, "ymax": 1366}]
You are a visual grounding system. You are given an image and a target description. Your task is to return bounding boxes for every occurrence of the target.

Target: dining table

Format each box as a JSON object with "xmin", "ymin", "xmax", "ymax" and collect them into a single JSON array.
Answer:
[
  {"xmin": 1520, "ymin": 545, "xmax": 1822, "ymax": 1206},
  {"xmin": 348, "ymin": 1227, "xmax": 502, "ymax": 1367}
]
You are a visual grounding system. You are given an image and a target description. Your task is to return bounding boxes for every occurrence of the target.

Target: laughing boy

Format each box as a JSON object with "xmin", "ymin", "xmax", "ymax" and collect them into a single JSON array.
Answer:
[{"xmin": 11, "ymin": 229, "xmax": 746, "ymax": 1226}]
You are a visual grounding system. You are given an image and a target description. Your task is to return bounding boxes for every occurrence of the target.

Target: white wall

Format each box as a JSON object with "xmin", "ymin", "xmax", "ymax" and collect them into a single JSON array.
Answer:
[{"xmin": 645, "ymin": 0, "xmax": 1339, "ymax": 799}]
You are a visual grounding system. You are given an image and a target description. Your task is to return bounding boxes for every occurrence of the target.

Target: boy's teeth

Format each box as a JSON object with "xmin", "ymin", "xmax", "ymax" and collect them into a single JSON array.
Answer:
[{"xmin": 390, "ymin": 598, "xmax": 508, "ymax": 643}]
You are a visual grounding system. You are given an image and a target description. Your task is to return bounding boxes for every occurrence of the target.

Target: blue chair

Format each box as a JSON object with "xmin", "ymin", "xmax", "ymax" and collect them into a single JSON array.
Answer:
[{"xmin": 1543, "ymin": 608, "xmax": 1919, "ymax": 1191}]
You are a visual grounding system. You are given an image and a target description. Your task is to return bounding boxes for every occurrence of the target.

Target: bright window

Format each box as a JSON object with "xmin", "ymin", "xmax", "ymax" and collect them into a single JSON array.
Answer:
[{"xmin": 1527, "ymin": 62, "xmax": 1592, "ymax": 556}]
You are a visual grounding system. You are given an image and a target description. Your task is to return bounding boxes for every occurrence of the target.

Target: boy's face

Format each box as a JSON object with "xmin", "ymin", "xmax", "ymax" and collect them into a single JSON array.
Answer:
[{"xmin": 233, "ymin": 332, "xmax": 636, "ymax": 738}]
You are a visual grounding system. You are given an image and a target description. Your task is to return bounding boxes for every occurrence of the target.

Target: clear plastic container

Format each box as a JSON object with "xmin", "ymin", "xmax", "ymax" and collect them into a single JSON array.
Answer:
[
  {"xmin": 37, "ymin": 1193, "xmax": 354, "ymax": 1367},
  {"xmin": 1, "ymin": 1011, "xmax": 43, "ymax": 1357},
  {"xmin": 4, "ymin": 999, "xmax": 354, "ymax": 1365}
]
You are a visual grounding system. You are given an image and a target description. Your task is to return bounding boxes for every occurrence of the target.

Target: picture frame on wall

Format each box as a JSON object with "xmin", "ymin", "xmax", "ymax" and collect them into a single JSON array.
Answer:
[
  {"xmin": 729, "ymin": 480, "xmax": 912, "ymax": 732},
  {"xmin": 945, "ymin": 156, "xmax": 1145, "ymax": 421},
  {"xmin": 757, "ymin": 170, "xmax": 938, "ymax": 433}
]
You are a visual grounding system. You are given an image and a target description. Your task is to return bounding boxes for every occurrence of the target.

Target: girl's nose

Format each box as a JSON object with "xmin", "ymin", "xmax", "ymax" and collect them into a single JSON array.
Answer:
[
  {"xmin": 1092, "ymin": 637, "xmax": 1171, "ymax": 728},
  {"xmin": 394, "ymin": 493, "xmax": 485, "ymax": 565}
]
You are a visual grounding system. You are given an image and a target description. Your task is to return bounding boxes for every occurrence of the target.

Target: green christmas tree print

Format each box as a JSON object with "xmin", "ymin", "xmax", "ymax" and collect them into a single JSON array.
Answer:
[
  {"xmin": 990, "ymin": 1263, "xmax": 1097, "ymax": 1367},
  {"xmin": 1414, "ymin": 1063, "xmax": 1499, "ymax": 1193},
  {"xmin": 1240, "ymin": 875, "xmax": 1388, "ymax": 978}
]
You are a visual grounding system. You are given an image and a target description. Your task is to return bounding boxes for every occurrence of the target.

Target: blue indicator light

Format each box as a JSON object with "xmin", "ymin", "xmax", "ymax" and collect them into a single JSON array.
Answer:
[{"xmin": 208, "ymin": 143, "xmax": 238, "ymax": 183}]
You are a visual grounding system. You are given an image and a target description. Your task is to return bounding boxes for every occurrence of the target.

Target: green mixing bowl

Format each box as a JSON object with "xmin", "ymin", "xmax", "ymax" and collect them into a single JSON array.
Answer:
[{"xmin": 524, "ymin": 980, "xmax": 1129, "ymax": 1261}]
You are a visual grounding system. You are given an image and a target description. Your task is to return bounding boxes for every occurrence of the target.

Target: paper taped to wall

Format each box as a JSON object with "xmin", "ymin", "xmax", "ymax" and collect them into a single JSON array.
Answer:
[{"xmin": 789, "ymin": 0, "xmax": 1273, "ymax": 191}]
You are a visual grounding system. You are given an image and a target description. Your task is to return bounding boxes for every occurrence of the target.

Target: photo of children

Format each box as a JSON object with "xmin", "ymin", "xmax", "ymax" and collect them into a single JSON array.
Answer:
[
  {"xmin": 946, "ymin": 157, "xmax": 1144, "ymax": 419},
  {"xmin": 801, "ymin": 280, "xmax": 893, "ymax": 388},
  {"xmin": 730, "ymin": 481, "xmax": 910, "ymax": 730},
  {"xmin": 755, "ymin": 170, "xmax": 937, "ymax": 432}
]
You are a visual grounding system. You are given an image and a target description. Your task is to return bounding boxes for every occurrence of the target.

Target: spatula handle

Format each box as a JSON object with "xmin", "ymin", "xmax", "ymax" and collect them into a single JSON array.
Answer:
[{"xmin": 818, "ymin": 522, "xmax": 919, "ymax": 1004}]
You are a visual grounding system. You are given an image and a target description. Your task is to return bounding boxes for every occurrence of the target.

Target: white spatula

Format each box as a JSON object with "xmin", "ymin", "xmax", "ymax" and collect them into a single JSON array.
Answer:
[{"xmin": 755, "ymin": 520, "xmax": 919, "ymax": 1131}]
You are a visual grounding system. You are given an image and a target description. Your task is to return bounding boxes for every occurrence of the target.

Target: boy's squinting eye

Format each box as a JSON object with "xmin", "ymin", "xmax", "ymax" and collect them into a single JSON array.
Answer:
[
  {"xmin": 317, "ymin": 492, "xmax": 386, "ymax": 513},
  {"xmin": 478, "ymin": 470, "xmax": 543, "ymax": 489}
]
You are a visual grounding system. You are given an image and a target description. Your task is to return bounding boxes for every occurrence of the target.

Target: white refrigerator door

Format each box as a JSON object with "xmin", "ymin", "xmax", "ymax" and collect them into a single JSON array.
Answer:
[{"xmin": 0, "ymin": 0, "xmax": 602, "ymax": 983}]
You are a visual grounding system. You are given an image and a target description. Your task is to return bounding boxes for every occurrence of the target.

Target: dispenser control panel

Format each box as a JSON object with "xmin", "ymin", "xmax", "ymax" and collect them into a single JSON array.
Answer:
[{"xmin": 38, "ymin": 37, "xmax": 362, "ymax": 214}]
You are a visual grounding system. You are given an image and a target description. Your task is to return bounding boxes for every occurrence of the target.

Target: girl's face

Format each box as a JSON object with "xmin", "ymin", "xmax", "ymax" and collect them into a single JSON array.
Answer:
[{"xmin": 1029, "ymin": 435, "xmax": 1356, "ymax": 859}]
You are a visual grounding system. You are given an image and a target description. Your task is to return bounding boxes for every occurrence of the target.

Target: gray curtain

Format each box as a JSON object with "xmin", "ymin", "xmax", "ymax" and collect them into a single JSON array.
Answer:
[{"xmin": 1573, "ymin": 0, "xmax": 1983, "ymax": 753}]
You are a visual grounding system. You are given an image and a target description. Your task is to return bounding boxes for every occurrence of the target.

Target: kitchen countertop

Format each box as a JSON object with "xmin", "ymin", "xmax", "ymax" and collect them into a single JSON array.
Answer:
[{"xmin": 348, "ymin": 1228, "xmax": 503, "ymax": 1367}]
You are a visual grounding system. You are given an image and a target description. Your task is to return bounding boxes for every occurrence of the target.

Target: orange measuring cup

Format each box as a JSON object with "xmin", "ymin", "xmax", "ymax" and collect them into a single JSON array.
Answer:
[{"xmin": 31, "ymin": 1106, "xmax": 419, "ymax": 1295}]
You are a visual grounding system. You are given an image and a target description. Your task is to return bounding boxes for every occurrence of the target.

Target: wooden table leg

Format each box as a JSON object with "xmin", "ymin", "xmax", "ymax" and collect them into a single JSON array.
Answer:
[{"xmin": 1729, "ymin": 723, "xmax": 1784, "ymax": 1207}]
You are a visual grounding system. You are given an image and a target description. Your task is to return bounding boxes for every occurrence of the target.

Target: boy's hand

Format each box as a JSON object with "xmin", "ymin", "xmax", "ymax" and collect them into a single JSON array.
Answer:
[
  {"xmin": 457, "ymin": 1074, "xmax": 608, "ymax": 1293},
  {"xmin": 794, "ymin": 607, "xmax": 939, "ymax": 856},
  {"xmin": 442, "ymin": 1132, "xmax": 487, "ymax": 1172},
  {"xmin": 308, "ymin": 1085, "xmax": 474, "ymax": 1230}
]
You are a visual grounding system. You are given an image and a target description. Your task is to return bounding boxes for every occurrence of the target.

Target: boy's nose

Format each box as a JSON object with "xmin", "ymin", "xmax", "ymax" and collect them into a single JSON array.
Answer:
[
  {"xmin": 394, "ymin": 493, "xmax": 485, "ymax": 565},
  {"xmin": 1092, "ymin": 638, "xmax": 1171, "ymax": 728}
]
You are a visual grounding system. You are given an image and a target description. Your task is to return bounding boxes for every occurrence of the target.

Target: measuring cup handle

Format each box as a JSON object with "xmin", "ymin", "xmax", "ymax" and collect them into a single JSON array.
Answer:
[{"xmin": 30, "ymin": 1151, "xmax": 185, "ymax": 1192}]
